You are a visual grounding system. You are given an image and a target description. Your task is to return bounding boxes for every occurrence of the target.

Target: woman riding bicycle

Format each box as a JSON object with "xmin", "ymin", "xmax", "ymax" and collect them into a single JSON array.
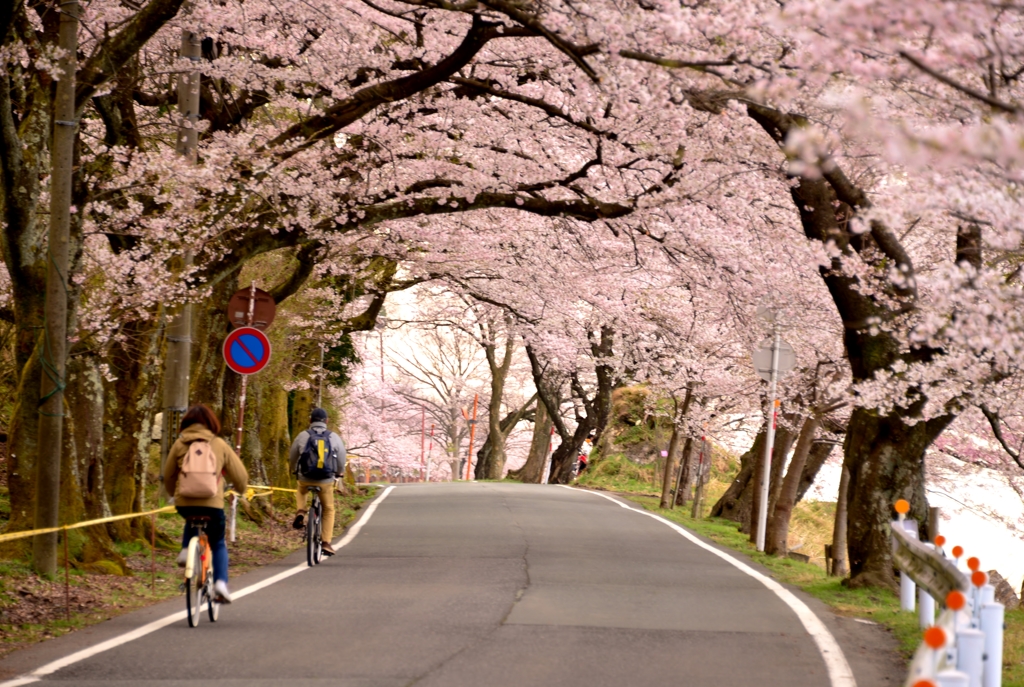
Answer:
[{"xmin": 163, "ymin": 404, "xmax": 248, "ymax": 603}]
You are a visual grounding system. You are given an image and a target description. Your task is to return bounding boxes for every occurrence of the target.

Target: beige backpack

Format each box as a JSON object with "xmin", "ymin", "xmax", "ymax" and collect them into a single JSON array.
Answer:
[{"xmin": 177, "ymin": 440, "xmax": 219, "ymax": 499}]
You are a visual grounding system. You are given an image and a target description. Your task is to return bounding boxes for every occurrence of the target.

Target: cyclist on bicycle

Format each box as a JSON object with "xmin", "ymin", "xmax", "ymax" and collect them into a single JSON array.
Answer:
[
  {"xmin": 289, "ymin": 408, "xmax": 346, "ymax": 556},
  {"xmin": 163, "ymin": 404, "xmax": 249, "ymax": 603}
]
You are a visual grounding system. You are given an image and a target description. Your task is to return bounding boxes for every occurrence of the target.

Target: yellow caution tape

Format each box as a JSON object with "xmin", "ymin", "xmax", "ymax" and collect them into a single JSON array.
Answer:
[
  {"xmin": 230, "ymin": 485, "xmax": 297, "ymax": 500},
  {"xmin": 0, "ymin": 505, "xmax": 176, "ymax": 544},
  {"xmin": 1, "ymin": 484, "xmax": 302, "ymax": 544}
]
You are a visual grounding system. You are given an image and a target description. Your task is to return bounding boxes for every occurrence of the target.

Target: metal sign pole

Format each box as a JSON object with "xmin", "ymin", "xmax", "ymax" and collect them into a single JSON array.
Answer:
[
  {"xmin": 234, "ymin": 282, "xmax": 256, "ymax": 455},
  {"xmin": 756, "ymin": 324, "xmax": 782, "ymax": 552}
]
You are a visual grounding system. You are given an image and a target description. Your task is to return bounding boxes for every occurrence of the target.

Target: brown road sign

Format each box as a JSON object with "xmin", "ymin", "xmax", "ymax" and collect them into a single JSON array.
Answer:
[{"xmin": 227, "ymin": 287, "xmax": 276, "ymax": 330}]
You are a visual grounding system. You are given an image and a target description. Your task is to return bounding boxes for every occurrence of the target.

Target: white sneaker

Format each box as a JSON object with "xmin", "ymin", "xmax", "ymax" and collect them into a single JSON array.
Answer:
[
  {"xmin": 176, "ymin": 549, "xmax": 188, "ymax": 567},
  {"xmin": 214, "ymin": 580, "xmax": 232, "ymax": 604}
]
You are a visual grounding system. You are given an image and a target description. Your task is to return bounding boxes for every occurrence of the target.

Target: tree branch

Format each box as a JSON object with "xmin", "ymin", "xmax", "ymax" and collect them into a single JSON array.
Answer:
[
  {"xmin": 478, "ymin": 0, "xmax": 600, "ymax": 81},
  {"xmin": 75, "ymin": 0, "xmax": 189, "ymax": 109},
  {"xmin": 899, "ymin": 50, "xmax": 1019, "ymax": 115},
  {"xmin": 265, "ymin": 15, "xmax": 504, "ymax": 155},
  {"xmin": 267, "ymin": 242, "xmax": 322, "ymax": 305},
  {"xmin": 980, "ymin": 404, "xmax": 1024, "ymax": 471}
]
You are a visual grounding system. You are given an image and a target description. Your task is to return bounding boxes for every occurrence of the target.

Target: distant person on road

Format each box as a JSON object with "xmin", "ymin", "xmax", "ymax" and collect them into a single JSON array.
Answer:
[
  {"xmin": 163, "ymin": 404, "xmax": 249, "ymax": 604},
  {"xmin": 290, "ymin": 407, "xmax": 347, "ymax": 556},
  {"xmin": 576, "ymin": 434, "xmax": 594, "ymax": 477}
]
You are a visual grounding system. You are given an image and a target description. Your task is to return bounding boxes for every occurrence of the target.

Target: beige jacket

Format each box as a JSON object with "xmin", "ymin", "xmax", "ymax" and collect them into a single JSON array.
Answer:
[{"xmin": 163, "ymin": 425, "xmax": 249, "ymax": 509}]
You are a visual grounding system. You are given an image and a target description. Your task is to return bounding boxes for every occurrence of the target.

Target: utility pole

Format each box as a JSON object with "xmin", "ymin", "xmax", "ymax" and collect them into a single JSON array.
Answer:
[
  {"xmin": 540, "ymin": 426, "xmax": 554, "ymax": 485},
  {"xmin": 33, "ymin": 0, "xmax": 80, "ymax": 576},
  {"xmin": 464, "ymin": 394, "xmax": 478, "ymax": 480},
  {"xmin": 317, "ymin": 344, "xmax": 324, "ymax": 407},
  {"xmin": 420, "ymin": 406, "xmax": 426, "ymax": 481},
  {"xmin": 159, "ymin": 30, "xmax": 200, "ymax": 470},
  {"xmin": 425, "ymin": 424, "xmax": 435, "ymax": 482}
]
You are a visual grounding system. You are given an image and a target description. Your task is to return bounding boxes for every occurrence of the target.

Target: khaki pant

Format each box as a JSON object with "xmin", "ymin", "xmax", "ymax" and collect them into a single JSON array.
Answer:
[{"xmin": 296, "ymin": 482, "xmax": 335, "ymax": 544}]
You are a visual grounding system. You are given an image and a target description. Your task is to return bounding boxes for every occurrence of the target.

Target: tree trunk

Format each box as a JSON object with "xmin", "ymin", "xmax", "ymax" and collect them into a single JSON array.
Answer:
[
  {"xmin": 795, "ymin": 439, "xmax": 840, "ymax": 504},
  {"xmin": 66, "ymin": 354, "xmax": 126, "ymax": 571},
  {"xmin": 843, "ymin": 407, "xmax": 952, "ymax": 588},
  {"xmin": 711, "ymin": 428, "xmax": 762, "ymax": 524},
  {"xmin": 831, "ymin": 464, "xmax": 850, "ymax": 577},
  {"xmin": 0, "ymin": 12, "xmax": 56, "ymax": 552},
  {"xmin": 510, "ymin": 400, "xmax": 553, "ymax": 483},
  {"xmin": 289, "ymin": 387, "xmax": 314, "ymax": 441},
  {"xmin": 261, "ymin": 383, "xmax": 294, "ymax": 489},
  {"xmin": 190, "ymin": 275, "xmax": 236, "ymax": 420},
  {"xmin": 746, "ymin": 104, "xmax": 960, "ymax": 586},
  {"xmin": 675, "ymin": 436, "xmax": 695, "ymax": 507},
  {"xmin": 749, "ymin": 413, "xmax": 799, "ymax": 543},
  {"xmin": 1, "ymin": 344, "xmax": 42, "ymax": 555},
  {"xmin": 766, "ymin": 415, "xmax": 820, "ymax": 556},
  {"xmin": 659, "ymin": 421, "xmax": 683, "ymax": 508},
  {"xmin": 527, "ymin": 328, "xmax": 616, "ymax": 486},
  {"xmin": 660, "ymin": 388, "xmax": 693, "ymax": 508},
  {"xmin": 476, "ymin": 397, "xmax": 535, "ymax": 481}
]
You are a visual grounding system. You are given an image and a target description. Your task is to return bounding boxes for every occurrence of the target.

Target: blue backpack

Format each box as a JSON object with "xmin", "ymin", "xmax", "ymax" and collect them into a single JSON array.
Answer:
[{"xmin": 298, "ymin": 427, "xmax": 339, "ymax": 480}]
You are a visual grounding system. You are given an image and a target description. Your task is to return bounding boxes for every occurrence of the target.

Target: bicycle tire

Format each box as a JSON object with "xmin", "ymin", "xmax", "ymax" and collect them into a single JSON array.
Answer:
[
  {"xmin": 206, "ymin": 580, "xmax": 219, "ymax": 622},
  {"xmin": 186, "ymin": 544, "xmax": 202, "ymax": 627},
  {"xmin": 313, "ymin": 504, "xmax": 322, "ymax": 565},
  {"xmin": 306, "ymin": 496, "xmax": 322, "ymax": 566}
]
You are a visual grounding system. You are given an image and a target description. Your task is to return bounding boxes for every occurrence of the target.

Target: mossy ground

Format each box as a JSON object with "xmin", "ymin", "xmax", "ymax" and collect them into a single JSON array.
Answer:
[
  {"xmin": 575, "ymin": 451, "xmax": 1024, "ymax": 685},
  {"xmin": 0, "ymin": 487, "xmax": 376, "ymax": 660}
]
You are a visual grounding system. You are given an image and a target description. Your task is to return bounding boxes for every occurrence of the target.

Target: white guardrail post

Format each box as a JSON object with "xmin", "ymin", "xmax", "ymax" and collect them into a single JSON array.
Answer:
[
  {"xmin": 891, "ymin": 500, "xmax": 1005, "ymax": 687},
  {"xmin": 980, "ymin": 602, "xmax": 1004, "ymax": 687}
]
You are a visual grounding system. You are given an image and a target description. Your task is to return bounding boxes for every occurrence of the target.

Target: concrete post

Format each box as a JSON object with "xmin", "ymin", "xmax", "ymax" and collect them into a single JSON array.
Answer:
[{"xmin": 33, "ymin": 0, "xmax": 80, "ymax": 577}]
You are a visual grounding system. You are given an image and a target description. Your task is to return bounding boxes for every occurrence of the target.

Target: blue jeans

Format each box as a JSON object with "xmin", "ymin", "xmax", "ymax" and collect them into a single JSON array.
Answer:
[{"xmin": 176, "ymin": 506, "xmax": 229, "ymax": 583}]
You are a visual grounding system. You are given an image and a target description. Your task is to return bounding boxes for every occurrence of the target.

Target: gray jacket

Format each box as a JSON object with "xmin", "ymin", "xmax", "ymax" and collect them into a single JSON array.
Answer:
[{"xmin": 289, "ymin": 421, "xmax": 346, "ymax": 484}]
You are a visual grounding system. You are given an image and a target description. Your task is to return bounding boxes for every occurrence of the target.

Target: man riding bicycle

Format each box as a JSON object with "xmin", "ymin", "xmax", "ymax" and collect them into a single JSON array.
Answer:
[{"xmin": 289, "ymin": 407, "xmax": 346, "ymax": 556}]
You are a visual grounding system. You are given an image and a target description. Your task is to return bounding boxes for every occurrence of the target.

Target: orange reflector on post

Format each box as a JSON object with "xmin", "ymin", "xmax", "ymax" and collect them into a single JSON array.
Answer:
[
  {"xmin": 923, "ymin": 626, "xmax": 947, "ymax": 649},
  {"xmin": 952, "ymin": 546, "xmax": 964, "ymax": 558},
  {"xmin": 895, "ymin": 499, "xmax": 911, "ymax": 514},
  {"xmin": 971, "ymin": 570, "xmax": 988, "ymax": 587},
  {"xmin": 946, "ymin": 590, "xmax": 966, "ymax": 611},
  {"xmin": 912, "ymin": 680, "xmax": 938, "ymax": 687},
  {"xmin": 934, "ymin": 535, "xmax": 946, "ymax": 547},
  {"xmin": 966, "ymin": 557, "xmax": 980, "ymax": 572}
]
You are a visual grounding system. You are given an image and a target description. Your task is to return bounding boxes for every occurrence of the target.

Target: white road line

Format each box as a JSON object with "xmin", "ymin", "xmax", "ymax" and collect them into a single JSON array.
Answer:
[
  {"xmin": 562, "ymin": 486, "xmax": 858, "ymax": 687},
  {"xmin": 0, "ymin": 486, "xmax": 395, "ymax": 687}
]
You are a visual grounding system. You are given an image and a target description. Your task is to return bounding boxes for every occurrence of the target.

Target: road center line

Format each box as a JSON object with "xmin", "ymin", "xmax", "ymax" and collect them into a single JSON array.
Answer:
[
  {"xmin": 561, "ymin": 486, "xmax": 857, "ymax": 687},
  {"xmin": 0, "ymin": 486, "xmax": 395, "ymax": 687}
]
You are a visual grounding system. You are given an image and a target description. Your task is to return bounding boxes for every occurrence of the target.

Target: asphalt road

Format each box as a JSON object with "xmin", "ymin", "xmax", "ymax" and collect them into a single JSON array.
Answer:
[{"xmin": 0, "ymin": 483, "xmax": 901, "ymax": 686}]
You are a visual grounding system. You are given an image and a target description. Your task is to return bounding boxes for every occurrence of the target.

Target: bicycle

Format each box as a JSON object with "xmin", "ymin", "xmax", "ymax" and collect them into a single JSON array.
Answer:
[
  {"xmin": 304, "ymin": 486, "xmax": 323, "ymax": 567},
  {"xmin": 181, "ymin": 516, "xmax": 219, "ymax": 627}
]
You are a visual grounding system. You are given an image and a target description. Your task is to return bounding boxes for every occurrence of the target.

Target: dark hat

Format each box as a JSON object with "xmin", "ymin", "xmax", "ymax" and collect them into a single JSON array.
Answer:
[{"xmin": 310, "ymin": 408, "xmax": 328, "ymax": 422}]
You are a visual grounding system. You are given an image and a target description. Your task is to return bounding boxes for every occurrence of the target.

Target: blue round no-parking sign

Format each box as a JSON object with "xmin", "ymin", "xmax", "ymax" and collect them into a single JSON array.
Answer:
[{"xmin": 223, "ymin": 327, "xmax": 272, "ymax": 375}]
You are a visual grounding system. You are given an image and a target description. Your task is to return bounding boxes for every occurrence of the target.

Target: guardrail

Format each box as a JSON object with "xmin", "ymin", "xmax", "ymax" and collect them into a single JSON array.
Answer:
[{"xmin": 893, "ymin": 500, "xmax": 1005, "ymax": 687}]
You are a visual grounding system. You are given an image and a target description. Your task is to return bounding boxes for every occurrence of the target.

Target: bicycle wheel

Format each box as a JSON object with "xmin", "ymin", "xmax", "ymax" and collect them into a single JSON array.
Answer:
[
  {"xmin": 186, "ymin": 544, "xmax": 202, "ymax": 627},
  {"xmin": 306, "ymin": 498, "xmax": 322, "ymax": 566},
  {"xmin": 206, "ymin": 576, "xmax": 219, "ymax": 622},
  {"xmin": 303, "ymin": 501, "xmax": 315, "ymax": 565},
  {"xmin": 313, "ymin": 505, "xmax": 323, "ymax": 565}
]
